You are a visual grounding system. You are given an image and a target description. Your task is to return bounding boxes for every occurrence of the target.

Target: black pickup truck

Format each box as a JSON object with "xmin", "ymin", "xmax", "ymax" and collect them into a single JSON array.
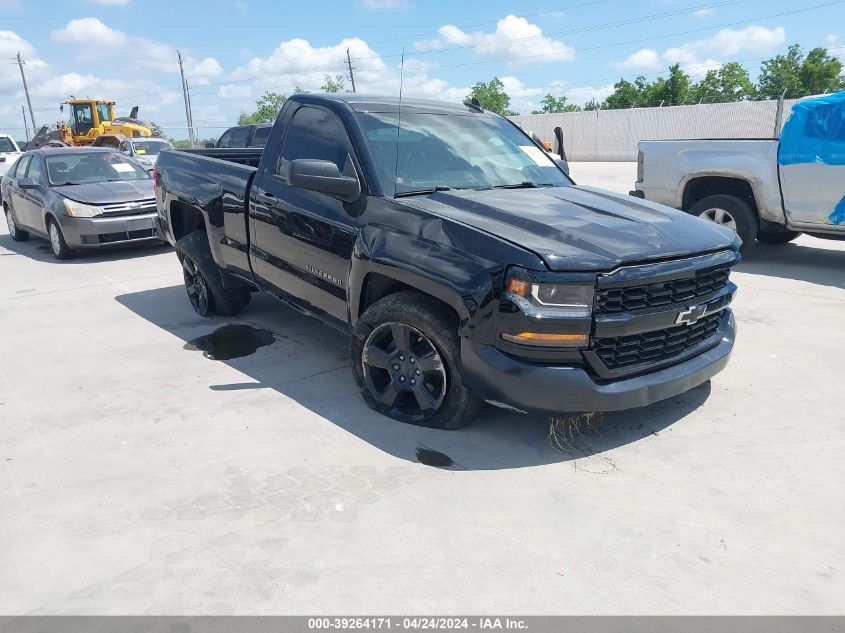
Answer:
[{"xmin": 154, "ymin": 94, "xmax": 740, "ymax": 429}]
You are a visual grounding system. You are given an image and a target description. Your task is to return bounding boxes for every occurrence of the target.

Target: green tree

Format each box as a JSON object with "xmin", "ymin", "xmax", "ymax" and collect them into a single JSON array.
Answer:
[
  {"xmin": 531, "ymin": 93, "xmax": 581, "ymax": 114},
  {"xmin": 604, "ymin": 78, "xmax": 640, "ymax": 109},
  {"xmin": 799, "ymin": 47, "xmax": 845, "ymax": 95},
  {"xmin": 237, "ymin": 91, "xmax": 290, "ymax": 125},
  {"xmin": 467, "ymin": 77, "xmax": 517, "ymax": 116},
  {"xmin": 756, "ymin": 44, "xmax": 807, "ymax": 99},
  {"xmin": 583, "ymin": 98, "xmax": 602, "ymax": 111},
  {"xmin": 321, "ymin": 74, "xmax": 346, "ymax": 93},
  {"xmin": 658, "ymin": 64, "xmax": 692, "ymax": 105},
  {"xmin": 693, "ymin": 62, "xmax": 756, "ymax": 103}
]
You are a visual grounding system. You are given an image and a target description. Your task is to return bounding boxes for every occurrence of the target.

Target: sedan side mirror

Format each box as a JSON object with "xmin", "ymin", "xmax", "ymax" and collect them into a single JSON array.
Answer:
[
  {"xmin": 289, "ymin": 159, "xmax": 360, "ymax": 202},
  {"xmin": 18, "ymin": 177, "xmax": 37, "ymax": 190}
]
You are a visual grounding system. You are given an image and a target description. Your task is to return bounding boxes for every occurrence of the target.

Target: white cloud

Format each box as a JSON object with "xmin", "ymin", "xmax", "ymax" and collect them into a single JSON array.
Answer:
[
  {"xmin": 51, "ymin": 17, "xmax": 128, "ymax": 48},
  {"xmin": 565, "ymin": 84, "xmax": 615, "ymax": 106},
  {"xmin": 612, "ymin": 25, "xmax": 785, "ymax": 79},
  {"xmin": 415, "ymin": 14, "xmax": 575, "ymax": 67},
  {"xmin": 613, "ymin": 49, "xmax": 661, "ymax": 71},
  {"xmin": 693, "ymin": 8, "xmax": 713, "ymax": 19},
  {"xmin": 0, "ymin": 30, "xmax": 47, "ymax": 92},
  {"xmin": 50, "ymin": 17, "xmax": 221, "ymax": 79},
  {"xmin": 362, "ymin": 0, "xmax": 408, "ymax": 8}
]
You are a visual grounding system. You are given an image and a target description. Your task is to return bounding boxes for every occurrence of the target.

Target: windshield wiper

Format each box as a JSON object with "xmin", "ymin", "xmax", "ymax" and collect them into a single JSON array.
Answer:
[
  {"xmin": 492, "ymin": 182, "xmax": 554, "ymax": 189},
  {"xmin": 395, "ymin": 185, "xmax": 453, "ymax": 198}
]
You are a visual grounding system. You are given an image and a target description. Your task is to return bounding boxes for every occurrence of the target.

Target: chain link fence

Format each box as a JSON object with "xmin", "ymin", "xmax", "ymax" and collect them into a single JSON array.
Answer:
[{"xmin": 510, "ymin": 99, "xmax": 802, "ymax": 162}]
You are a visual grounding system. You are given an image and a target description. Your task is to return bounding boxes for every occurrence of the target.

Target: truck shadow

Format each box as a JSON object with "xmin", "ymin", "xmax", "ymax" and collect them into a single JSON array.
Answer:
[
  {"xmin": 738, "ymin": 241, "xmax": 845, "ymax": 289},
  {"xmin": 0, "ymin": 233, "xmax": 171, "ymax": 264},
  {"xmin": 115, "ymin": 286, "xmax": 712, "ymax": 471}
]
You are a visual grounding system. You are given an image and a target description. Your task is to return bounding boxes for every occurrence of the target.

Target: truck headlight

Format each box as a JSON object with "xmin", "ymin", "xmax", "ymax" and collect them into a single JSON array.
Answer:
[
  {"xmin": 504, "ymin": 274, "xmax": 594, "ymax": 319},
  {"xmin": 63, "ymin": 199, "xmax": 103, "ymax": 218}
]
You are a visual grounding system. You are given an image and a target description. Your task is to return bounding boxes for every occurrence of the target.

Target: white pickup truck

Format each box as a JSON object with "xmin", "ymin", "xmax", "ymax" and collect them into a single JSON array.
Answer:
[
  {"xmin": 0, "ymin": 134, "xmax": 22, "ymax": 178},
  {"xmin": 632, "ymin": 92, "xmax": 845, "ymax": 248}
]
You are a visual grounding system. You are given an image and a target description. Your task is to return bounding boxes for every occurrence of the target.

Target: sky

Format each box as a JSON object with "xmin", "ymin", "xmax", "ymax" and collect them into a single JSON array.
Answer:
[{"xmin": 1, "ymin": 0, "xmax": 843, "ymax": 141}]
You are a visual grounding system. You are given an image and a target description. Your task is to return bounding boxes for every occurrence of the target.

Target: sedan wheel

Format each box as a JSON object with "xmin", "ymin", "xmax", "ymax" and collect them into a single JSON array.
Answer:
[
  {"xmin": 361, "ymin": 321, "xmax": 448, "ymax": 424},
  {"xmin": 4, "ymin": 208, "xmax": 29, "ymax": 242},
  {"xmin": 47, "ymin": 219, "xmax": 75, "ymax": 260}
]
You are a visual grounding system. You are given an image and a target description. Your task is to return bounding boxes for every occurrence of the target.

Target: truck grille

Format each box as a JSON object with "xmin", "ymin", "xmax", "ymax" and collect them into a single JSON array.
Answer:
[
  {"xmin": 596, "ymin": 265, "xmax": 730, "ymax": 314},
  {"xmin": 100, "ymin": 198, "xmax": 156, "ymax": 216},
  {"xmin": 593, "ymin": 312, "xmax": 722, "ymax": 370}
]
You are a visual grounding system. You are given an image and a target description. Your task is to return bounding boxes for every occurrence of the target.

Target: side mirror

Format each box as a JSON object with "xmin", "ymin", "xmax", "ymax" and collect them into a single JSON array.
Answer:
[
  {"xmin": 553, "ymin": 158, "xmax": 570, "ymax": 175},
  {"xmin": 205, "ymin": 142, "xmax": 215, "ymax": 149},
  {"xmin": 18, "ymin": 177, "xmax": 37, "ymax": 190},
  {"xmin": 288, "ymin": 159, "xmax": 360, "ymax": 202}
]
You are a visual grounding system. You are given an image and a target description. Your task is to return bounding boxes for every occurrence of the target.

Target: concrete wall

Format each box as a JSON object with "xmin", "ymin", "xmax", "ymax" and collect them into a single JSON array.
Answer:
[{"xmin": 511, "ymin": 99, "xmax": 802, "ymax": 162}]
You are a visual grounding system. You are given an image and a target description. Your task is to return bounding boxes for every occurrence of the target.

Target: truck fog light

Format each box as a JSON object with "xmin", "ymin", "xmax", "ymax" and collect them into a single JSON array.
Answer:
[{"xmin": 500, "ymin": 332, "xmax": 588, "ymax": 347}]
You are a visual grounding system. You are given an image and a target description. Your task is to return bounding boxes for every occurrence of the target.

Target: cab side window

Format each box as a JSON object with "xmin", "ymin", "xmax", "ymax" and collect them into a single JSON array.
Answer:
[
  {"xmin": 275, "ymin": 106, "xmax": 350, "ymax": 179},
  {"xmin": 229, "ymin": 126, "xmax": 249, "ymax": 147},
  {"xmin": 27, "ymin": 156, "xmax": 46, "ymax": 185},
  {"xmin": 218, "ymin": 129, "xmax": 234, "ymax": 148}
]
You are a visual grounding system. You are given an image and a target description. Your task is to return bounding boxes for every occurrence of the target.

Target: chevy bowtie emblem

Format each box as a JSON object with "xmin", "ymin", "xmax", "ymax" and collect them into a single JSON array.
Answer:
[{"xmin": 676, "ymin": 304, "xmax": 708, "ymax": 326}]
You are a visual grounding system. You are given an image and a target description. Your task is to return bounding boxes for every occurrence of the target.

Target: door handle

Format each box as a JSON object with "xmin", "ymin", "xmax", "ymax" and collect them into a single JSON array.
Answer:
[{"xmin": 256, "ymin": 192, "xmax": 276, "ymax": 204}]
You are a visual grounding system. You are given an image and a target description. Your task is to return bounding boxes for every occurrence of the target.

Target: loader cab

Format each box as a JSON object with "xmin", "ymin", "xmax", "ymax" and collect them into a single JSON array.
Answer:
[{"xmin": 65, "ymin": 100, "xmax": 115, "ymax": 137}]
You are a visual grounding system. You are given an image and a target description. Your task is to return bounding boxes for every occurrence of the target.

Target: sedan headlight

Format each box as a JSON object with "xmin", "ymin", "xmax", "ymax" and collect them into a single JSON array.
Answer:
[{"xmin": 63, "ymin": 199, "xmax": 103, "ymax": 218}]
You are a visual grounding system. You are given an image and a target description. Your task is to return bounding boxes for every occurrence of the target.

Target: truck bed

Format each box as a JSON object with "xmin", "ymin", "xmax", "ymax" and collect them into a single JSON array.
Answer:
[{"xmin": 179, "ymin": 147, "xmax": 263, "ymax": 167}]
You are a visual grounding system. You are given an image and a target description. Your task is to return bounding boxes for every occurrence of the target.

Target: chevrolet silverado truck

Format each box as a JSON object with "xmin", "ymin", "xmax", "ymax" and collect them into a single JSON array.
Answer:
[
  {"xmin": 632, "ymin": 91, "xmax": 845, "ymax": 248},
  {"xmin": 154, "ymin": 94, "xmax": 740, "ymax": 430}
]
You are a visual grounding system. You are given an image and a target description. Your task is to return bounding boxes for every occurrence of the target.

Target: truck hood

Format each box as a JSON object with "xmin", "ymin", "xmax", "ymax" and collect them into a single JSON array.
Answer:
[
  {"xmin": 53, "ymin": 179, "xmax": 154, "ymax": 205},
  {"xmin": 401, "ymin": 185, "xmax": 738, "ymax": 271}
]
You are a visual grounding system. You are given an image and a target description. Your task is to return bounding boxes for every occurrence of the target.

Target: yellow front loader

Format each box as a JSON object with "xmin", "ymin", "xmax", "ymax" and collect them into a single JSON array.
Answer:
[{"xmin": 28, "ymin": 98, "xmax": 154, "ymax": 149}]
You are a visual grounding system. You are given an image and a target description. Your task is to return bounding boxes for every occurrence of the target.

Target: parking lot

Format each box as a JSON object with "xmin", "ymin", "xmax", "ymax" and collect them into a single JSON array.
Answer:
[{"xmin": 1, "ymin": 162, "xmax": 843, "ymax": 614}]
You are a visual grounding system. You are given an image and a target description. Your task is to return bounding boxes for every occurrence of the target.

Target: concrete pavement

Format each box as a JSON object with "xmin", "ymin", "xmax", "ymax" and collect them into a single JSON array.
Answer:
[{"xmin": 1, "ymin": 163, "xmax": 843, "ymax": 614}]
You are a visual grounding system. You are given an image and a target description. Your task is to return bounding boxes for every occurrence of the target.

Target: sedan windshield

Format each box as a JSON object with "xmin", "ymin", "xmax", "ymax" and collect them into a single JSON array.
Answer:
[
  {"xmin": 46, "ymin": 152, "xmax": 151, "ymax": 185},
  {"xmin": 132, "ymin": 140, "xmax": 172, "ymax": 156},
  {"xmin": 357, "ymin": 111, "xmax": 571, "ymax": 196}
]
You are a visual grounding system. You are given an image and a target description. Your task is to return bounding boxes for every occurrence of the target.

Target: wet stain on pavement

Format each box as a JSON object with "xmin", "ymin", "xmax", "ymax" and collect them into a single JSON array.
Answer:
[
  {"xmin": 416, "ymin": 446, "xmax": 454, "ymax": 469},
  {"xmin": 184, "ymin": 324, "xmax": 275, "ymax": 360}
]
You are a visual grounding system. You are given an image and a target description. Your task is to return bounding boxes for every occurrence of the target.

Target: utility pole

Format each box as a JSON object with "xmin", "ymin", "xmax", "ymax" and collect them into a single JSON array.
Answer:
[
  {"xmin": 185, "ymin": 79, "xmax": 197, "ymax": 147},
  {"xmin": 14, "ymin": 52, "xmax": 37, "ymax": 137},
  {"xmin": 346, "ymin": 48, "xmax": 356, "ymax": 93},
  {"xmin": 22, "ymin": 106, "xmax": 30, "ymax": 141},
  {"xmin": 177, "ymin": 50, "xmax": 196, "ymax": 148}
]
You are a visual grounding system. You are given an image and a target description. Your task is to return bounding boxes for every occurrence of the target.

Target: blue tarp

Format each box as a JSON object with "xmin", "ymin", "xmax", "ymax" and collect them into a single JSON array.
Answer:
[
  {"xmin": 830, "ymin": 195, "xmax": 845, "ymax": 225},
  {"xmin": 777, "ymin": 90, "xmax": 845, "ymax": 166}
]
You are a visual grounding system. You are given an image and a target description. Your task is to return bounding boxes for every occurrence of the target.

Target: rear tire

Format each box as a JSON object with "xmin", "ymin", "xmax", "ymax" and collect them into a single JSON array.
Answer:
[
  {"xmin": 48, "ymin": 218, "xmax": 76, "ymax": 260},
  {"xmin": 4, "ymin": 206, "xmax": 29, "ymax": 242},
  {"xmin": 175, "ymin": 230, "xmax": 251, "ymax": 317},
  {"xmin": 688, "ymin": 194, "xmax": 758, "ymax": 249},
  {"xmin": 351, "ymin": 291, "xmax": 483, "ymax": 430},
  {"xmin": 756, "ymin": 228, "xmax": 802, "ymax": 244}
]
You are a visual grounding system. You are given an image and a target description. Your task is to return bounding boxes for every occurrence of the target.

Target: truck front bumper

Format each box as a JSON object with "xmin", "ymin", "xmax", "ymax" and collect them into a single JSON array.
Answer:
[
  {"xmin": 60, "ymin": 212, "xmax": 160, "ymax": 248},
  {"xmin": 461, "ymin": 311, "xmax": 735, "ymax": 415}
]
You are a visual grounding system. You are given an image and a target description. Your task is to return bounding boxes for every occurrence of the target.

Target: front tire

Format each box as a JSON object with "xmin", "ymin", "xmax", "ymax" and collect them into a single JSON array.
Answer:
[
  {"xmin": 757, "ymin": 228, "xmax": 802, "ymax": 244},
  {"xmin": 4, "ymin": 206, "xmax": 29, "ymax": 242},
  {"xmin": 688, "ymin": 194, "xmax": 758, "ymax": 249},
  {"xmin": 351, "ymin": 291, "xmax": 483, "ymax": 430},
  {"xmin": 48, "ymin": 218, "xmax": 76, "ymax": 260},
  {"xmin": 175, "ymin": 230, "xmax": 251, "ymax": 317}
]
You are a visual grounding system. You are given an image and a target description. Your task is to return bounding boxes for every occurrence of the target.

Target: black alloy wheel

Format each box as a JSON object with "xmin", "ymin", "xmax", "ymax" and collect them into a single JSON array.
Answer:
[
  {"xmin": 182, "ymin": 255, "xmax": 212, "ymax": 316},
  {"xmin": 362, "ymin": 322, "xmax": 448, "ymax": 424}
]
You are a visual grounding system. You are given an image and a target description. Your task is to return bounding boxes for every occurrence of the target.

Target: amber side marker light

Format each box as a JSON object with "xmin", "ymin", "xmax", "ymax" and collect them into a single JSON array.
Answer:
[
  {"xmin": 506, "ymin": 278, "xmax": 531, "ymax": 297},
  {"xmin": 500, "ymin": 332, "xmax": 588, "ymax": 346}
]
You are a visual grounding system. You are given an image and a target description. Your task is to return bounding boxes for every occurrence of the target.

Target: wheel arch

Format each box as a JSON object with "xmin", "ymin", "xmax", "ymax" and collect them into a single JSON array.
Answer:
[{"xmin": 682, "ymin": 175, "xmax": 759, "ymax": 217}]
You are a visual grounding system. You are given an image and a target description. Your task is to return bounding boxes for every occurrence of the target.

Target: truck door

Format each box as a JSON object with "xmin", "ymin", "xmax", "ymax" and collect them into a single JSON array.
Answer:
[
  {"xmin": 249, "ymin": 103, "xmax": 359, "ymax": 328},
  {"xmin": 778, "ymin": 95, "xmax": 845, "ymax": 228}
]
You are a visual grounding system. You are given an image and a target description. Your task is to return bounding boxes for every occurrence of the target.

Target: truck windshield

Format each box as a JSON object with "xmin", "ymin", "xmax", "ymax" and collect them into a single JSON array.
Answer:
[
  {"xmin": 357, "ymin": 111, "xmax": 571, "ymax": 196},
  {"xmin": 46, "ymin": 152, "xmax": 151, "ymax": 185},
  {"xmin": 0, "ymin": 137, "xmax": 17, "ymax": 153}
]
